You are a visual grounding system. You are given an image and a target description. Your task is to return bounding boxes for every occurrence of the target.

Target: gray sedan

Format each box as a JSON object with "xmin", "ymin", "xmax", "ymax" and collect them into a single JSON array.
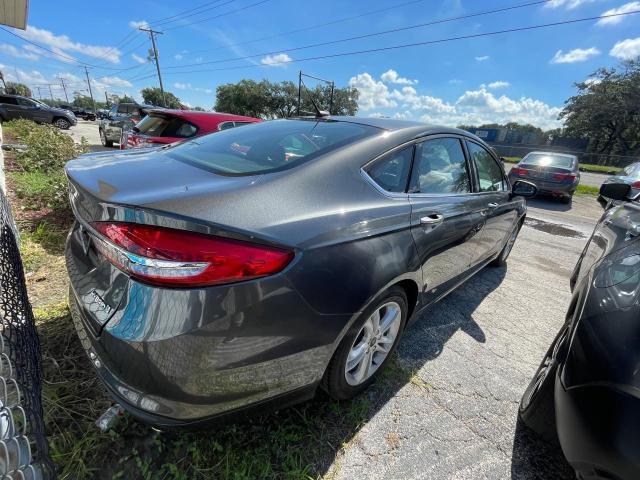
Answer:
[
  {"xmin": 600, "ymin": 162, "xmax": 640, "ymax": 202},
  {"xmin": 64, "ymin": 117, "xmax": 536, "ymax": 427},
  {"xmin": 508, "ymin": 151, "xmax": 579, "ymax": 203}
]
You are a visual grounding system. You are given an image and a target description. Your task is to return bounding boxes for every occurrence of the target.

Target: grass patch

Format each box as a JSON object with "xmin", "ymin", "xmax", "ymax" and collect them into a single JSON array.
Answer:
[
  {"xmin": 501, "ymin": 156, "xmax": 521, "ymax": 163},
  {"xmin": 8, "ymin": 171, "xmax": 69, "ymax": 211},
  {"xmin": 576, "ymin": 184, "xmax": 600, "ymax": 196},
  {"xmin": 578, "ymin": 163, "xmax": 622, "ymax": 174}
]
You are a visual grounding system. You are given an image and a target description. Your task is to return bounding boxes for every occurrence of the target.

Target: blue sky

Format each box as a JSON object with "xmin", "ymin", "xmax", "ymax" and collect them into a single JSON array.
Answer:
[{"xmin": 1, "ymin": 0, "xmax": 639, "ymax": 129}]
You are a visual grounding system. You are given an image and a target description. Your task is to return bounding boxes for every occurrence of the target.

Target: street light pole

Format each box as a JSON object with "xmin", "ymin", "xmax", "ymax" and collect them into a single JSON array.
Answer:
[
  {"xmin": 58, "ymin": 77, "xmax": 69, "ymax": 103},
  {"xmin": 139, "ymin": 26, "xmax": 166, "ymax": 107},
  {"xmin": 83, "ymin": 66, "xmax": 97, "ymax": 114}
]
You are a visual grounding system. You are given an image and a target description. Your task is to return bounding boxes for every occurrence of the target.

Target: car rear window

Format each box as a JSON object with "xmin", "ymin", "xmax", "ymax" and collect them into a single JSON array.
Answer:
[
  {"xmin": 522, "ymin": 153, "xmax": 575, "ymax": 169},
  {"xmin": 135, "ymin": 114, "xmax": 198, "ymax": 138},
  {"xmin": 166, "ymin": 119, "xmax": 379, "ymax": 176}
]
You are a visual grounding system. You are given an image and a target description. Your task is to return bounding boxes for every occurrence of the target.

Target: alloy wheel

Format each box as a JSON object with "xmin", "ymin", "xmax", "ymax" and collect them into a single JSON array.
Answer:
[
  {"xmin": 345, "ymin": 301, "xmax": 402, "ymax": 386},
  {"xmin": 54, "ymin": 118, "xmax": 70, "ymax": 129}
]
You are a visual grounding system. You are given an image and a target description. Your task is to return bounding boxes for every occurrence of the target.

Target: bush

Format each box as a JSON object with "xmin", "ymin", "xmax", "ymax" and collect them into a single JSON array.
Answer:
[
  {"xmin": 8, "ymin": 171, "xmax": 69, "ymax": 211},
  {"xmin": 5, "ymin": 119, "xmax": 88, "ymax": 173}
]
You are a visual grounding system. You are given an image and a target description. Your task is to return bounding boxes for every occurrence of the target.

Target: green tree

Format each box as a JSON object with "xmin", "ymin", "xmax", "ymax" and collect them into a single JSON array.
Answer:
[
  {"xmin": 215, "ymin": 79, "xmax": 359, "ymax": 118},
  {"xmin": 140, "ymin": 87, "xmax": 182, "ymax": 108},
  {"xmin": 4, "ymin": 82, "xmax": 31, "ymax": 97},
  {"xmin": 561, "ymin": 59, "xmax": 640, "ymax": 156}
]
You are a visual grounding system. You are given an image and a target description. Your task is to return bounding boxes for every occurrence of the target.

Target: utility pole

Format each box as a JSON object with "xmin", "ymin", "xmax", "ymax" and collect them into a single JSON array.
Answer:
[
  {"xmin": 297, "ymin": 70, "xmax": 302, "ymax": 116},
  {"xmin": 0, "ymin": 71, "xmax": 6, "ymax": 90},
  {"xmin": 105, "ymin": 90, "xmax": 109, "ymax": 106},
  {"xmin": 139, "ymin": 26, "xmax": 165, "ymax": 107},
  {"xmin": 83, "ymin": 66, "xmax": 97, "ymax": 114},
  {"xmin": 36, "ymin": 86, "xmax": 43, "ymax": 99},
  {"xmin": 48, "ymin": 84, "xmax": 54, "ymax": 101},
  {"xmin": 58, "ymin": 77, "xmax": 69, "ymax": 103}
]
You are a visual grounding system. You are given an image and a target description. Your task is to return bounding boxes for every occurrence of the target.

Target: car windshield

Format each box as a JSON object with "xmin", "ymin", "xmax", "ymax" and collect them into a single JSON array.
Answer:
[
  {"xmin": 166, "ymin": 119, "xmax": 379, "ymax": 175},
  {"xmin": 522, "ymin": 153, "xmax": 575, "ymax": 169}
]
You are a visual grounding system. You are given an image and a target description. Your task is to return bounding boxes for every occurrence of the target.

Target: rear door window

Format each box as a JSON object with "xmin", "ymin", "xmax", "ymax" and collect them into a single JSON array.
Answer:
[
  {"xmin": 366, "ymin": 146, "xmax": 413, "ymax": 193},
  {"xmin": 136, "ymin": 114, "xmax": 198, "ymax": 138},
  {"xmin": 467, "ymin": 141, "xmax": 507, "ymax": 192},
  {"xmin": 218, "ymin": 121, "xmax": 235, "ymax": 131},
  {"xmin": 167, "ymin": 119, "xmax": 378, "ymax": 176},
  {"xmin": 0, "ymin": 96, "xmax": 18, "ymax": 105},
  {"xmin": 410, "ymin": 138, "xmax": 470, "ymax": 194}
]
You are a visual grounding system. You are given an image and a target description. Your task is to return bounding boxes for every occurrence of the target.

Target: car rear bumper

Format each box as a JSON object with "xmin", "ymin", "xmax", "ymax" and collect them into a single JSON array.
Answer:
[
  {"xmin": 555, "ymin": 376, "xmax": 640, "ymax": 479},
  {"xmin": 508, "ymin": 174, "xmax": 576, "ymax": 197}
]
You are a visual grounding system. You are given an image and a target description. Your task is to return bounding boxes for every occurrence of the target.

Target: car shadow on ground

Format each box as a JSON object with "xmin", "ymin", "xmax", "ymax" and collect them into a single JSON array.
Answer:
[
  {"xmin": 527, "ymin": 196, "xmax": 572, "ymax": 212},
  {"xmin": 511, "ymin": 417, "xmax": 574, "ymax": 479}
]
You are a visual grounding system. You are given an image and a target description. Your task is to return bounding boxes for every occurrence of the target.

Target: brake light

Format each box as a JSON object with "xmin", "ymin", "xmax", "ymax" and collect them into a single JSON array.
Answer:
[
  {"xmin": 632, "ymin": 181, "xmax": 640, "ymax": 189},
  {"xmin": 512, "ymin": 167, "xmax": 528, "ymax": 176},
  {"xmin": 90, "ymin": 222, "xmax": 294, "ymax": 287},
  {"xmin": 552, "ymin": 173, "xmax": 576, "ymax": 181}
]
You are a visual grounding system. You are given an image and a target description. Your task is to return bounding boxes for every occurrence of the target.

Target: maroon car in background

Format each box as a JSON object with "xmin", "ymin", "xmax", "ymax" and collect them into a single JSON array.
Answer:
[{"xmin": 121, "ymin": 110, "xmax": 262, "ymax": 149}]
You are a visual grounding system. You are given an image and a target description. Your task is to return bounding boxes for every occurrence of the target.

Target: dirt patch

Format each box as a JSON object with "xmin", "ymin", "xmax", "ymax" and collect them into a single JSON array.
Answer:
[{"xmin": 524, "ymin": 217, "xmax": 585, "ymax": 238}]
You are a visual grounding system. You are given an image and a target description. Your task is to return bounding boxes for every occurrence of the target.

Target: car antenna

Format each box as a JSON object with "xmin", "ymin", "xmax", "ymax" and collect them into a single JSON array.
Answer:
[{"xmin": 309, "ymin": 96, "xmax": 329, "ymax": 118}]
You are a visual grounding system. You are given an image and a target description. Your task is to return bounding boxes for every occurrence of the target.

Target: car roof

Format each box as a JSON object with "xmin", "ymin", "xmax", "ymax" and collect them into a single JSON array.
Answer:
[{"xmin": 146, "ymin": 109, "xmax": 260, "ymax": 123}]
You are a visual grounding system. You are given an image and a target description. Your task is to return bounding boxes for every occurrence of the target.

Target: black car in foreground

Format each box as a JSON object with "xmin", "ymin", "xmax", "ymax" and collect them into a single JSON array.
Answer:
[
  {"xmin": 520, "ymin": 181, "xmax": 640, "ymax": 480},
  {"xmin": 65, "ymin": 117, "xmax": 536, "ymax": 427}
]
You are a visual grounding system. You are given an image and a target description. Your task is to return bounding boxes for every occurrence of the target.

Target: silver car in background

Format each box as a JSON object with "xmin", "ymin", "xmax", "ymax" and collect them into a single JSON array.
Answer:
[
  {"xmin": 600, "ymin": 162, "xmax": 640, "ymax": 203},
  {"xmin": 508, "ymin": 151, "xmax": 579, "ymax": 203}
]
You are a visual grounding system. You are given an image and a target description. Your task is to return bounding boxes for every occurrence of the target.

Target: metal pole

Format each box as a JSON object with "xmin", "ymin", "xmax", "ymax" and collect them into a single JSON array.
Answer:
[
  {"xmin": 83, "ymin": 66, "xmax": 97, "ymax": 114},
  {"xmin": 329, "ymin": 82, "xmax": 334, "ymax": 114},
  {"xmin": 105, "ymin": 90, "xmax": 109, "ymax": 105},
  {"xmin": 48, "ymin": 84, "xmax": 54, "ymax": 101},
  {"xmin": 59, "ymin": 78, "xmax": 69, "ymax": 103},
  {"xmin": 36, "ymin": 87, "xmax": 42, "ymax": 99},
  {"xmin": 297, "ymin": 70, "xmax": 302, "ymax": 116},
  {"xmin": 139, "ymin": 27, "xmax": 165, "ymax": 107}
]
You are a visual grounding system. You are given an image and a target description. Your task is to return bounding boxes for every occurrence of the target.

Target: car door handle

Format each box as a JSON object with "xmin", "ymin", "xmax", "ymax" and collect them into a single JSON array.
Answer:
[
  {"xmin": 420, "ymin": 214, "xmax": 444, "ymax": 226},
  {"xmin": 487, "ymin": 202, "xmax": 499, "ymax": 209}
]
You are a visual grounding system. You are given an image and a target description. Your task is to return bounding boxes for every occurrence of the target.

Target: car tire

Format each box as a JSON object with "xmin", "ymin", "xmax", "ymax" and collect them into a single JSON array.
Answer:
[
  {"xmin": 322, "ymin": 286, "xmax": 408, "ymax": 400},
  {"xmin": 490, "ymin": 219, "xmax": 522, "ymax": 267},
  {"xmin": 100, "ymin": 128, "xmax": 113, "ymax": 148},
  {"xmin": 519, "ymin": 325, "xmax": 568, "ymax": 441},
  {"xmin": 561, "ymin": 194, "xmax": 573, "ymax": 204},
  {"xmin": 53, "ymin": 117, "xmax": 71, "ymax": 130}
]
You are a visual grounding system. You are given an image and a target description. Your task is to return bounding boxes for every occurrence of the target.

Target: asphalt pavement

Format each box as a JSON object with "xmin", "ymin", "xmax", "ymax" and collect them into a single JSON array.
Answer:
[
  {"xmin": 65, "ymin": 120, "xmax": 109, "ymax": 151},
  {"xmin": 329, "ymin": 195, "xmax": 603, "ymax": 480}
]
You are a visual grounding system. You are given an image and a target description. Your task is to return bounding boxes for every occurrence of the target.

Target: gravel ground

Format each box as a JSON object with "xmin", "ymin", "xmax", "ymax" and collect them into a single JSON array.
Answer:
[{"xmin": 328, "ymin": 195, "xmax": 602, "ymax": 480}]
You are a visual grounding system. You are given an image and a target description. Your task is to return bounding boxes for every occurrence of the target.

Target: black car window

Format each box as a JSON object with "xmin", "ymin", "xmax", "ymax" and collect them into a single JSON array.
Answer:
[
  {"xmin": 167, "ymin": 119, "xmax": 379, "ymax": 176},
  {"xmin": 410, "ymin": 138, "xmax": 470, "ymax": 194},
  {"xmin": 117, "ymin": 104, "xmax": 129, "ymax": 114},
  {"xmin": 135, "ymin": 114, "xmax": 198, "ymax": 138},
  {"xmin": 467, "ymin": 141, "xmax": 507, "ymax": 192},
  {"xmin": 218, "ymin": 121, "xmax": 235, "ymax": 131},
  {"xmin": 0, "ymin": 96, "xmax": 18, "ymax": 105},
  {"xmin": 16, "ymin": 98, "xmax": 36, "ymax": 107},
  {"xmin": 234, "ymin": 121, "xmax": 253, "ymax": 127},
  {"xmin": 522, "ymin": 153, "xmax": 575, "ymax": 169},
  {"xmin": 367, "ymin": 146, "xmax": 413, "ymax": 193}
]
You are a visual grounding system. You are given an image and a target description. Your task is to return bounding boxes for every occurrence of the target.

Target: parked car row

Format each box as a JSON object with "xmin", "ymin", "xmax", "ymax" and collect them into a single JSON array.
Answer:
[{"xmin": 62, "ymin": 113, "xmax": 640, "ymax": 479}]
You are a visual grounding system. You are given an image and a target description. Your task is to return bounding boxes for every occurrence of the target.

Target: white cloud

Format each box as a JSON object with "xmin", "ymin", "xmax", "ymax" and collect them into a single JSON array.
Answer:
[
  {"xmin": 173, "ymin": 82, "xmax": 212, "ymax": 94},
  {"xmin": 584, "ymin": 76, "xmax": 602, "ymax": 86},
  {"xmin": 551, "ymin": 47, "xmax": 600, "ymax": 63},
  {"xmin": 131, "ymin": 53, "xmax": 146, "ymax": 64},
  {"xmin": 545, "ymin": 0, "xmax": 597, "ymax": 9},
  {"xmin": 609, "ymin": 37, "xmax": 640, "ymax": 59},
  {"xmin": 475, "ymin": 55, "xmax": 490, "ymax": 62},
  {"xmin": 597, "ymin": 2, "xmax": 640, "ymax": 25},
  {"xmin": 20, "ymin": 25, "xmax": 122, "ymax": 63},
  {"xmin": 0, "ymin": 65, "xmax": 47, "ymax": 84},
  {"xmin": 128, "ymin": 20, "xmax": 149, "ymax": 29},
  {"xmin": 390, "ymin": 86, "xmax": 455, "ymax": 113},
  {"xmin": 260, "ymin": 53, "xmax": 292, "ymax": 67},
  {"xmin": 174, "ymin": 53, "xmax": 183, "ymax": 60},
  {"xmin": 449, "ymin": 79, "xmax": 463, "ymax": 84},
  {"xmin": 98, "ymin": 76, "xmax": 132, "ymax": 88},
  {"xmin": 174, "ymin": 82, "xmax": 191, "ymax": 90},
  {"xmin": 380, "ymin": 69, "xmax": 417, "ymax": 85},
  {"xmin": 348, "ymin": 73, "xmax": 397, "ymax": 110},
  {"xmin": 487, "ymin": 81, "xmax": 510, "ymax": 89},
  {"xmin": 0, "ymin": 44, "xmax": 39, "ymax": 61}
]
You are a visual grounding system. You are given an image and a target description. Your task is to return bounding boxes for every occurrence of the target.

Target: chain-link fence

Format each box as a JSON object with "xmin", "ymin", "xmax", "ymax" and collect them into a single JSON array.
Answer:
[
  {"xmin": 490, "ymin": 144, "xmax": 640, "ymax": 169},
  {"xmin": 0, "ymin": 189, "xmax": 55, "ymax": 479}
]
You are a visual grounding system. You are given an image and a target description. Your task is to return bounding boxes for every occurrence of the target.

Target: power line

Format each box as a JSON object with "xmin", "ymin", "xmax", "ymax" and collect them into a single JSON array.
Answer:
[
  {"xmin": 162, "ymin": 9, "xmax": 640, "ymax": 74},
  {"xmin": 187, "ymin": 0, "xmax": 429, "ymax": 54},
  {"xmin": 150, "ymin": 0, "xmax": 235, "ymax": 27},
  {"xmin": 165, "ymin": 0, "xmax": 554, "ymax": 69},
  {"xmin": 163, "ymin": 0, "xmax": 273, "ymax": 31}
]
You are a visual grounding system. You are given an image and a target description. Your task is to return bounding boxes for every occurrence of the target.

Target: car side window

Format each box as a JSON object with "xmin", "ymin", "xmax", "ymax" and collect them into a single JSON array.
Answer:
[
  {"xmin": 367, "ymin": 146, "xmax": 413, "ymax": 193},
  {"xmin": 174, "ymin": 122, "xmax": 198, "ymax": 138},
  {"xmin": 467, "ymin": 141, "xmax": 507, "ymax": 192},
  {"xmin": 109, "ymin": 105, "xmax": 118, "ymax": 116},
  {"xmin": 0, "ymin": 96, "xmax": 18, "ymax": 105},
  {"xmin": 409, "ymin": 138, "xmax": 470, "ymax": 194},
  {"xmin": 16, "ymin": 98, "xmax": 35, "ymax": 107},
  {"xmin": 218, "ymin": 121, "xmax": 235, "ymax": 131}
]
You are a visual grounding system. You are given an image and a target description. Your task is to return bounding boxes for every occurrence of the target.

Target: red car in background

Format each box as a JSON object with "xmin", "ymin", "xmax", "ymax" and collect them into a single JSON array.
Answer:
[{"xmin": 121, "ymin": 110, "xmax": 261, "ymax": 149}]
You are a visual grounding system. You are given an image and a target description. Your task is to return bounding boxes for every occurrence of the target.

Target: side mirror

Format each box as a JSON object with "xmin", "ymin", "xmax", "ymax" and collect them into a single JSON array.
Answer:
[
  {"xmin": 599, "ymin": 182, "xmax": 631, "ymax": 201},
  {"xmin": 511, "ymin": 180, "xmax": 537, "ymax": 198}
]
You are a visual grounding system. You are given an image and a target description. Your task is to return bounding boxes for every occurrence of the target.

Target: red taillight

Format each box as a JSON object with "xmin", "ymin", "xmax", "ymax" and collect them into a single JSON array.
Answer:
[
  {"xmin": 512, "ymin": 167, "xmax": 528, "ymax": 176},
  {"xmin": 552, "ymin": 173, "xmax": 576, "ymax": 182},
  {"xmin": 90, "ymin": 222, "xmax": 294, "ymax": 287},
  {"xmin": 632, "ymin": 181, "xmax": 640, "ymax": 189}
]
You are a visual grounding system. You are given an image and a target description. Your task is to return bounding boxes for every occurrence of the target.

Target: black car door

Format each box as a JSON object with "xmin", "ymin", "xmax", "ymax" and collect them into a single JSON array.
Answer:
[
  {"xmin": 466, "ymin": 140, "xmax": 518, "ymax": 266},
  {"xmin": 408, "ymin": 136, "xmax": 488, "ymax": 304},
  {"xmin": 0, "ymin": 96, "xmax": 20, "ymax": 120}
]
